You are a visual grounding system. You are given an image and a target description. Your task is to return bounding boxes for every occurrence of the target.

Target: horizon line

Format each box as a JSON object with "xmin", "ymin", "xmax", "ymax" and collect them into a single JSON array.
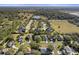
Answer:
[{"xmin": 0, "ymin": 4, "xmax": 79, "ymax": 6}]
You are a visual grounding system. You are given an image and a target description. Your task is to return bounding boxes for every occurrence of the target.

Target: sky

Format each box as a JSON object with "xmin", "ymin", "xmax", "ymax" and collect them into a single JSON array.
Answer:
[{"xmin": 0, "ymin": 0, "xmax": 79, "ymax": 4}]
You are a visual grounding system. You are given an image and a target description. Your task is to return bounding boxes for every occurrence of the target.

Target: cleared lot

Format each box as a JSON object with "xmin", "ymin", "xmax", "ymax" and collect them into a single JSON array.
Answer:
[{"xmin": 50, "ymin": 20, "xmax": 79, "ymax": 34}]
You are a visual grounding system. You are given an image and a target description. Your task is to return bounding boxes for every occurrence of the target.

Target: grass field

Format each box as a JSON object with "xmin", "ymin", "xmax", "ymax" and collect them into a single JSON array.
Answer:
[{"xmin": 50, "ymin": 20, "xmax": 79, "ymax": 34}]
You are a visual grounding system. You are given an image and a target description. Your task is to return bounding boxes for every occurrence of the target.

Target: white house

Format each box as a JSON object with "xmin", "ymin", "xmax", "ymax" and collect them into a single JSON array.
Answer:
[{"xmin": 32, "ymin": 15, "xmax": 41, "ymax": 20}]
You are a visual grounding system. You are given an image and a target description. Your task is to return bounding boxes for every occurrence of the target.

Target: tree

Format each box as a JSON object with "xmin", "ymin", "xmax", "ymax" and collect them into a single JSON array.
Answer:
[
  {"xmin": 0, "ymin": 45, "xmax": 4, "ymax": 50},
  {"xmin": 19, "ymin": 44, "xmax": 31, "ymax": 55},
  {"xmin": 35, "ymin": 37, "xmax": 42, "ymax": 43},
  {"xmin": 63, "ymin": 36, "xmax": 72, "ymax": 46},
  {"xmin": 47, "ymin": 44, "xmax": 54, "ymax": 52},
  {"xmin": 30, "ymin": 42, "xmax": 39, "ymax": 50},
  {"xmin": 32, "ymin": 50, "xmax": 41, "ymax": 55},
  {"xmin": 0, "ymin": 37, "xmax": 3, "ymax": 41},
  {"xmin": 25, "ymin": 35, "xmax": 30, "ymax": 41},
  {"xmin": 5, "ymin": 36, "xmax": 14, "ymax": 42},
  {"xmin": 16, "ymin": 51, "xmax": 24, "ymax": 55},
  {"xmin": 5, "ymin": 48, "xmax": 15, "ymax": 55}
]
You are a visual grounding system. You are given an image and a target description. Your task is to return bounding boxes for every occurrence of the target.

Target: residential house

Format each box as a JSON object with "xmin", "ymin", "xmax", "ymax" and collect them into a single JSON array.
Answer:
[{"xmin": 32, "ymin": 15, "xmax": 41, "ymax": 20}]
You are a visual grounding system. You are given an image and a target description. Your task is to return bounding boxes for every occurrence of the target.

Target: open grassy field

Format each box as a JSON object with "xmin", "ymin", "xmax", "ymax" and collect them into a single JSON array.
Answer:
[{"xmin": 50, "ymin": 20, "xmax": 79, "ymax": 34}]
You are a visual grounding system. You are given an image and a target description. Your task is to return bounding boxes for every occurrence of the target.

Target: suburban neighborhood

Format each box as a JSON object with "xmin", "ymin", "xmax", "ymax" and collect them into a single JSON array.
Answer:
[{"xmin": 0, "ymin": 7, "xmax": 79, "ymax": 55}]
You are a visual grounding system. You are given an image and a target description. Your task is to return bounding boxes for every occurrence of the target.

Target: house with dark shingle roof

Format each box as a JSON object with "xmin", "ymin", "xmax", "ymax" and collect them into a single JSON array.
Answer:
[
  {"xmin": 62, "ymin": 46, "xmax": 76, "ymax": 55},
  {"xmin": 18, "ymin": 25, "xmax": 25, "ymax": 33}
]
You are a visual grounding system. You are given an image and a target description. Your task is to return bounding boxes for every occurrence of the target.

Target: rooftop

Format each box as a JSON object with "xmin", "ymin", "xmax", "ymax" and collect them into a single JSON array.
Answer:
[{"xmin": 33, "ymin": 15, "xmax": 41, "ymax": 19}]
